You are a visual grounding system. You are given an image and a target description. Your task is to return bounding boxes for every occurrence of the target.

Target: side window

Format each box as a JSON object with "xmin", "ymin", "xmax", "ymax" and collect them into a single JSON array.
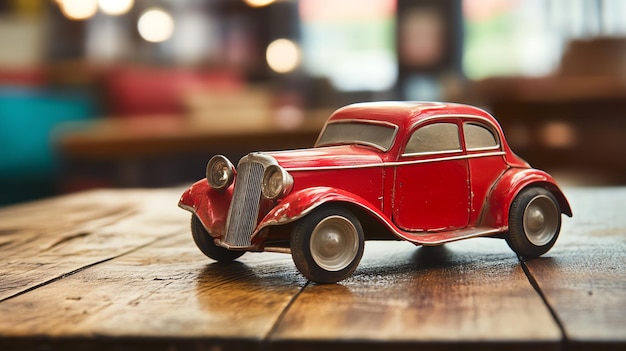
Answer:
[
  {"xmin": 404, "ymin": 122, "xmax": 461, "ymax": 155},
  {"xmin": 464, "ymin": 123, "xmax": 499, "ymax": 150}
]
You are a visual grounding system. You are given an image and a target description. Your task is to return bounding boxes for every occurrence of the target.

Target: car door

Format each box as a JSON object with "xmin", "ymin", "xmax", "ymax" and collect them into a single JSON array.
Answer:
[
  {"xmin": 392, "ymin": 120, "xmax": 470, "ymax": 231},
  {"xmin": 463, "ymin": 120, "xmax": 508, "ymax": 224}
]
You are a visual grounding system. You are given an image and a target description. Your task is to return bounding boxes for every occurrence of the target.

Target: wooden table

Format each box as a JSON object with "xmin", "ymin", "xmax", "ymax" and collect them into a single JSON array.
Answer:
[
  {"xmin": 0, "ymin": 187, "xmax": 624, "ymax": 350},
  {"xmin": 56, "ymin": 114, "xmax": 327, "ymax": 190}
]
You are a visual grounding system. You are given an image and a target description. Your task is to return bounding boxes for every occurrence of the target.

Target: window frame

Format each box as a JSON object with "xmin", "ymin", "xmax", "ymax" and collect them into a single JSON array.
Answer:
[{"xmin": 463, "ymin": 122, "xmax": 501, "ymax": 152}]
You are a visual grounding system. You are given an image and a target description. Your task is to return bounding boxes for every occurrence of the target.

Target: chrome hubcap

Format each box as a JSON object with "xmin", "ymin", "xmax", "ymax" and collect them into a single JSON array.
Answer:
[
  {"xmin": 310, "ymin": 215, "xmax": 359, "ymax": 271},
  {"xmin": 523, "ymin": 195, "xmax": 559, "ymax": 246}
]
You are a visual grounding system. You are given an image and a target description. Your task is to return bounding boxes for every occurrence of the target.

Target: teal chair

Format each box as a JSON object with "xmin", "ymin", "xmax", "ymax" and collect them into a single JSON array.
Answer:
[{"xmin": 0, "ymin": 87, "xmax": 97, "ymax": 205}]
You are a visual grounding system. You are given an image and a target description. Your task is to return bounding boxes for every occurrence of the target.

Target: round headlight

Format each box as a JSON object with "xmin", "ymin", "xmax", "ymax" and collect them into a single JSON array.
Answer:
[
  {"xmin": 262, "ymin": 165, "xmax": 293, "ymax": 199},
  {"xmin": 206, "ymin": 155, "xmax": 235, "ymax": 190}
]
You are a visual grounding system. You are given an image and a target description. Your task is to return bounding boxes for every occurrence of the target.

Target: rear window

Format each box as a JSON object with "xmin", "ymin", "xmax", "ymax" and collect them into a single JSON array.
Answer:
[{"xmin": 464, "ymin": 123, "xmax": 499, "ymax": 150}]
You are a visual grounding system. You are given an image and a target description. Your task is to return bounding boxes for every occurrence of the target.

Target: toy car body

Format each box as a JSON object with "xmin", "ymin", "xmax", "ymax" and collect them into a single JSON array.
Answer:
[{"xmin": 179, "ymin": 102, "xmax": 572, "ymax": 283}]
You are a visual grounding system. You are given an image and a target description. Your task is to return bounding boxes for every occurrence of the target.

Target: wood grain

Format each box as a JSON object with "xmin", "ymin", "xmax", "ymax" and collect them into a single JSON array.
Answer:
[
  {"xmin": 0, "ymin": 232, "xmax": 305, "ymax": 349},
  {"xmin": 270, "ymin": 239, "xmax": 561, "ymax": 350},
  {"xmin": 0, "ymin": 189, "xmax": 187, "ymax": 301},
  {"xmin": 523, "ymin": 187, "xmax": 626, "ymax": 348}
]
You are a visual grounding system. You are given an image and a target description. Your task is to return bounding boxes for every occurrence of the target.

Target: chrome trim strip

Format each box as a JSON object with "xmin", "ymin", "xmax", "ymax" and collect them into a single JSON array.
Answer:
[
  {"xmin": 401, "ymin": 148, "xmax": 463, "ymax": 158},
  {"xmin": 284, "ymin": 151, "xmax": 505, "ymax": 172},
  {"xmin": 466, "ymin": 145, "xmax": 500, "ymax": 152},
  {"xmin": 408, "ymin": 114, "xmax": 497, "ymax": 131},
  {"xmin": 387, "ymin": 151, "xmax": 506, "ymax": 166}
]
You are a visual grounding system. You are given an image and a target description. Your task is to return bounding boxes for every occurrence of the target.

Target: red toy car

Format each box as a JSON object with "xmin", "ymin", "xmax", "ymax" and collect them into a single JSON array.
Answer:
[{"xmin": 179, "ymin": 102, "xmax": 572, "ymax": 283}]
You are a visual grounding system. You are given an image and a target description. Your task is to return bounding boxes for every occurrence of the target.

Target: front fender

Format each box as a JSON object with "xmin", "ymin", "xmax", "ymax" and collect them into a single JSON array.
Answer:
[
  {"xmin": 253, "ymin": 186, "xmax": 387, "ymax": 237},
  {"xmin": 178, "ymin": 179, "xmax": 233, "ymax": 237},
  {"xmin": 483, "ymin": 168, "xmax": 572, "ymax": 228}
]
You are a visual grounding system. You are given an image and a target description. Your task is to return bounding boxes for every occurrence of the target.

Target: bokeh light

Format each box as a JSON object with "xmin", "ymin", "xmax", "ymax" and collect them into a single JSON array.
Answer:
[
  {"xmin": 59, "ymin": 0, "xmax": 98, "ymax": 21},
  {"xmin": 299, "ymin": 0, "xmax": 397, "ymax": 91},
  {"xmin": 244, "ymin": 0, "xmax": 276, "ymax": 8},
  {"xmin": 98, "ymin": 0, "xmax": 134, "ymax": 16},
  {"xmin": 541, "ymin": 121, "xmax": 577, "ymax": 148},
  {"xmin": 137, "ymin": 8, "xmax": 175, "ymax": 43},
  {"xmin": 266, "ymin": 39, "xmax": 300, "ymax": 74}
]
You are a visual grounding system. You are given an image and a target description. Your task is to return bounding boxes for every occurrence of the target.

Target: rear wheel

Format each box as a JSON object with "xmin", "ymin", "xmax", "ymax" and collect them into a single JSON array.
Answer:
[
  {"xmin": 291, "ymin": 206, "xmax": 364, "ymax": 283},
  {"xmin": 506, "ymin": 187, "xmax": 561, "ymax": 258},
  {"xmin": 191, "ymin": 215, "xmax": 245, "ymax": 262}
]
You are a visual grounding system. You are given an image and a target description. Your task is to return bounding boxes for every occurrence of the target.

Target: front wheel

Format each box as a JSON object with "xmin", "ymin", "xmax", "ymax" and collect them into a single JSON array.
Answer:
[
  {"xmin": 506, "ymin": 187, "xmax": 561, "ymax": 258},
  {"xmin": 191, "ymin": 215, "xmax": 245, "ymax": 262},
  {"xmin": 291, "ymin": 206, "xmax": 364, "ymax": 284}
]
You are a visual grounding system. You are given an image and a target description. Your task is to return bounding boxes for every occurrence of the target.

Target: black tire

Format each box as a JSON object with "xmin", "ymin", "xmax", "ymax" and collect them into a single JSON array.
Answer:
[
  {"xmin": 506, "ymin": 187, "xmax": 561, "ymax": 258},
  {"xmin": 291, "ymin": 206, "xmax": 364, "ymax": 284},
  {"xmin": 191, "ymin": 215, "xmax": 245, "ymax": 262}
]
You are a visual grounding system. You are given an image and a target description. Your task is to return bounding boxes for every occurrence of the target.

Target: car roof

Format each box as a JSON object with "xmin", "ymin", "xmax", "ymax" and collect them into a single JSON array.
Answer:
[
  {"xmin": 325, "ymin": 101, "xmax": 529, "ymax": 168},
  {"xmin": 328, "ymin": 101, "xmax": 497, "ymax": 130}
]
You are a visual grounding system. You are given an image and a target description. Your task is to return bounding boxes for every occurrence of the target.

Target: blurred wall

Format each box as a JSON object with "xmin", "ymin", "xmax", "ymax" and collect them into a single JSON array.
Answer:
[{"xmin": 1, "ymin": 0, "xmax": 626, "ymax": 206}]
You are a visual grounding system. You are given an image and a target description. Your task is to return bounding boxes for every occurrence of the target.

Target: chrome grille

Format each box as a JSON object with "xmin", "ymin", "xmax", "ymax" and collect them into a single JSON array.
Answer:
[{"xmin": 223, "ymin": 160, "xmax": 264, "ymax": 247}]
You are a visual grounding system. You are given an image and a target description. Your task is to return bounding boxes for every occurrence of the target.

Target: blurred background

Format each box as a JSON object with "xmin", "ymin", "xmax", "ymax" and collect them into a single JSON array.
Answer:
[{"xmin": 1, "ymin": 0, "xmax": 625, "ymax": 206}]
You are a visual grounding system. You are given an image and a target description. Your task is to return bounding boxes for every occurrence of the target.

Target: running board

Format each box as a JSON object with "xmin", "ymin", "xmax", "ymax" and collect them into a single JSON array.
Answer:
[{"xmin": 406, "ymin": 227, "xmax": 505, "ymax": 246}]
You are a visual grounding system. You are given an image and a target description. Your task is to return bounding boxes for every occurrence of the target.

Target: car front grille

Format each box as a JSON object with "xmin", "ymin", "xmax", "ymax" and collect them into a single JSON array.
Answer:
[{"xmin": 223, "ymin": 158, "xmax": 265, "ymax": 247}]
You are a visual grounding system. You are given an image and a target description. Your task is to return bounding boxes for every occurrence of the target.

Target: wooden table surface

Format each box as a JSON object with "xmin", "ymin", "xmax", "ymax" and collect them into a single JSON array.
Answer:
[{"xmin": 0, "ymin": 187, "xmax": 624, "ymax": 351}]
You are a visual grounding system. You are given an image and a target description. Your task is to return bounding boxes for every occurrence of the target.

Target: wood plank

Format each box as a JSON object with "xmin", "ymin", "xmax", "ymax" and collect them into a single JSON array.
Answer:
[
  {"xmin": 270, "ymin": 239, "xmax": 561, "ymax": 350},
  {"xmin": 0, "ymin": 232, "xmax": 305, "ymax": 350},
  {"xmin": 523, "ymin": 187, "xmax": 626, "ymax": 349},
  {"xmin": 0, "ymin": 189, "xmax": 188, "ymax": 301},
  {"xmin": 2, "ymin": 186, "xmax": 623, "ymax": 350}
]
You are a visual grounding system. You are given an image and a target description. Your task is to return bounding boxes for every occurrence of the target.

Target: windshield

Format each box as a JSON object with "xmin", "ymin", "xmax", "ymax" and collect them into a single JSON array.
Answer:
[{"xmin": 315, "ymin": 121, "xmax": 397, "ymax": 151}]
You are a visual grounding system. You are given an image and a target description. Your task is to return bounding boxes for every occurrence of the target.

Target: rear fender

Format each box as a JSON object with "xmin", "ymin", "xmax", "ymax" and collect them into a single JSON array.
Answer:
[
  {"xmin": 482, "ymin": 168, "xmax": 572, "ymax": 228},
  {"xmin": 178, "ymin": 179, "xmax": 233, "ymax": 237}
]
